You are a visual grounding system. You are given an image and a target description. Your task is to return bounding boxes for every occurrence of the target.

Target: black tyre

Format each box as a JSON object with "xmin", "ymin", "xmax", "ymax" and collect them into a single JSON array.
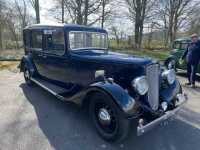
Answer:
[
  {"xmin": 89, "ymin": 92, "xmax": 130, "ymax": 142},
  {"xmin": 24, "ymin": 66, "xmax": 33, "ymax": 86}
]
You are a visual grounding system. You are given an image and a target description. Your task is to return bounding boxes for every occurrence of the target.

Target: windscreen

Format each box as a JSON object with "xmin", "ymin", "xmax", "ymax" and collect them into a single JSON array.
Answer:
[
  {"xmin": 69, "ymin": 31, "xmax": 108, "ymax": 50},
  {"xmin": 173, "ymin": 41, "xmax": 189, "ymax": 50}
]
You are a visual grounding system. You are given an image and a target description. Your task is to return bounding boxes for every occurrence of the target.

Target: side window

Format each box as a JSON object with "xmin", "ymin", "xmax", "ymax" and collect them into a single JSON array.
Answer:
[
  {"xmin": 180, "ymin": 43, "xmax": 188, "ymax": 50},
  {"xmin": 173, "ymin": 42, "xmax": 180, "ymax": 49},
  {"xmin": 44, "ymin": 29, "xmax": 65, "ymax": 55},
  {"xmin": 24, "ymin": 30, "xmax": 30, "ymax": 48},
  {"xmin": 31, "ymin": 31, "xmax": 43, "ymax": 49}
]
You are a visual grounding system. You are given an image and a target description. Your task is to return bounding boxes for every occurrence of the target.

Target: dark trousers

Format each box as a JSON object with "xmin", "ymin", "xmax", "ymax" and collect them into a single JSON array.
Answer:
[{"xmin": 187, "ymin": 63, "xmax": 198, "ymax": 85}]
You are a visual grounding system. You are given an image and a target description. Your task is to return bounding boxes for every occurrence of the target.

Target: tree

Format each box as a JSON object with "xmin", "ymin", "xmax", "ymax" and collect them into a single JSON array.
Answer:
[
  {"xmin": 125, "ymin": 0, "xmax": 157, "ymax": 49},
  {"xmin": 61, "ymin": 0, "xmax": 64, "ymax": 23},
  {"xmin": 14, "ymin": 0, "xmax": 28, "ymax": 29},
  {"xmin": 63, "ymin": 0, "xmax": 103, "ymax": 25},
  {"xmin": 111, "ymin": 26, "xmax": 120, "ymax": 46},
  {"xmin": 101, "ymin": 0, "xmax": 105, "ymax": 28},
  {"xmin": 29, "ymin": 0, "xmax": 40, "ymax": 23},
  {"xmin": 155, "ymin": 0, "xmax": 199, "ymax": 45},
  {"xmin": 49, "ymin": 0, "xmax": 113, "ymax": 27},
  {"xmin": 0, "ymin": 0, "xmax": 20, "ymax": 49},
  {"xmin": 0, "ymin": 0, "xmax": 34, "ymax": 49},
  {"xmin": 188, "ymin": 7, "xmax": 200, "ymax": 35},
  {"xmin": 0, "ymin": 0, "xmax": 3, "ymax": 50}
]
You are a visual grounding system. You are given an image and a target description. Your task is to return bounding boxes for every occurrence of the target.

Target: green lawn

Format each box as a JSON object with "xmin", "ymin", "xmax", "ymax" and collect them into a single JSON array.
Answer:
[
  {"xmin": 0, "ymin": 49, "xmax": 24, "ymax": 60},
  {"xmin": 109, "ymin": 39, "xmax": 169, "ymax": 61},
  {"xmin": 111, "ymin": 49, "xmax": 169, "ymax": 61},
  {"xmin": 0, "ymin": 61, "xmax": 19, "ymax": 70}
]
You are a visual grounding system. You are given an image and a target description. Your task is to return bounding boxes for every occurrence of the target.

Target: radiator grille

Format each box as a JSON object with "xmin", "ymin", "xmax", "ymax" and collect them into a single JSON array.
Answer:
[{"xmin": 146, "ymin": 64, "xmax": 159, "ymax": 110}]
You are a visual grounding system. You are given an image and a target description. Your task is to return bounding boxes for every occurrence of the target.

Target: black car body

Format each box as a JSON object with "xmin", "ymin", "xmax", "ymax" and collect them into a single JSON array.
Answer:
[{"xmin": 20, "ymin": 24, "xmax": 187, "ymax": 142}]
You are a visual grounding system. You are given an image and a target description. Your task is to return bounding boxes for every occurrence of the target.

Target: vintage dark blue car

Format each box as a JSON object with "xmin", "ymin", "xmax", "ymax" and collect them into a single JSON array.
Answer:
[{"xmin": 20, "ymin": 24, "xmax": 187, "ymax": 142}]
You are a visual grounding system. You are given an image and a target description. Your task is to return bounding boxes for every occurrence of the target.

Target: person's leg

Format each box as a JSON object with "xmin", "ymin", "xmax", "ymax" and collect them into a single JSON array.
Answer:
[
  {"xmin": 187, "ymin": 63, "xmax": 192, "ymax": 84},
  {"xmin": 190, "ymin": 64, "xmax": 198, "ymax": 86}
]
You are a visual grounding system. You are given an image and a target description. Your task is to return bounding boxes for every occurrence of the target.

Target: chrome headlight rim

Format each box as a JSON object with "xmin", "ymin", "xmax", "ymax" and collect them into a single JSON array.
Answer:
[
  {"xmin": 132, "ymin": 76, "xmax": 149, "ymax": 95},
  {"xmin": 162, "ymin": 69, "xmax": 176, "ymax": 85}
]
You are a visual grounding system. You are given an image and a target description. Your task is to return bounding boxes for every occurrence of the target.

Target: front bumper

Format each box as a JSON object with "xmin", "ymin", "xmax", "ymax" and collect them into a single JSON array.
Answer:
[{"xmin": 137, "ymin": 93, "xmax": 187, "ymax": 136}]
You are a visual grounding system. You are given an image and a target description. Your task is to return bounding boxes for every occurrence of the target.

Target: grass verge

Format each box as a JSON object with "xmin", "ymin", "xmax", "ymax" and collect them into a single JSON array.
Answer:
[
  {"xmin": 111, "ymin": 49, "xmax": 169, "ymax": 61},
  {"xmin": 0, "ymin": 61, "xmax": 19, "ymax": 71}
]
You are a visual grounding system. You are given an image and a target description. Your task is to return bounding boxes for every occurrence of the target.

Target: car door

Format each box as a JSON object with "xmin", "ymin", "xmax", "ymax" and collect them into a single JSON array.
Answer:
[
  {"xmin": 171, "ymin": 41, "xmax": 188, "ymax": 69},
  {"xmin": 30, "ymin": 29, "xmax": 45, "ymax": 75},
  {"xmin": 39, "ymin": 28, "xmax": 71, "ymax": 84},
  {"xmin": 178, "ymin": 42, "xmax": 188, "ymax": 70}
]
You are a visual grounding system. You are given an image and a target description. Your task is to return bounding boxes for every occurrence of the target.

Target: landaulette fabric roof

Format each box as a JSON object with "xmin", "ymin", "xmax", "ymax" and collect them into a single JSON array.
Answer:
[{"xmin": 24, "ymin": 23, "xmax": 107, "ymax": 33}]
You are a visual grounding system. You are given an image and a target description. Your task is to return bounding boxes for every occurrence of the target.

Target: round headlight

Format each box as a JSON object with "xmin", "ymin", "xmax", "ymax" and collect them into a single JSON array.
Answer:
[
  {"xmin": 162, "ymin": 69, "xmax": 176, "ymax": 84},
  {"xmin": 132, "ymin": 76, "xmax": 149, "ymax": 95}
]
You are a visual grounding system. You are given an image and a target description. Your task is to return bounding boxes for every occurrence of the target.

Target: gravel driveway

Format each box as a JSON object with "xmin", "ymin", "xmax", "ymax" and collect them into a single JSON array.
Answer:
[{"xmin": 0, "ymin": 70, "xmax": 199, "ymax": 150}]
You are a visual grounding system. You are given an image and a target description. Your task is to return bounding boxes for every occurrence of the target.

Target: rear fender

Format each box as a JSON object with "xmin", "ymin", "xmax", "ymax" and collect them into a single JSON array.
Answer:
[{"xmin": 20, "ymin": 56, "xmax": 36, "ymax": 75}]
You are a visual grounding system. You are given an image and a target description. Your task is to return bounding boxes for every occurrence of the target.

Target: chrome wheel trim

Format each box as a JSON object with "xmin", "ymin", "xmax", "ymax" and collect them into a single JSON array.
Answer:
[
  {"xmin": 24, "ymin": 69, "xmax": 30, "ymax": 80},
  {"xmin": 93, "ymin": 101, "xmax": 118, "ymax": 134},
  {"xmin": 98, "ymin": 108, "xmax": 111, "ymax": 125}
]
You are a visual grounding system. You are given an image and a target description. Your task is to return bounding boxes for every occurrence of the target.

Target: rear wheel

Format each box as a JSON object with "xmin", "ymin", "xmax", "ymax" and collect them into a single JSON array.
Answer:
[
  {"xmin": 24, "ymin": 67, "xmax": 33, "ymax": 86},
  {"xmin": 89, "ymin": 92, "xmax": 130, "ymax": 142}
]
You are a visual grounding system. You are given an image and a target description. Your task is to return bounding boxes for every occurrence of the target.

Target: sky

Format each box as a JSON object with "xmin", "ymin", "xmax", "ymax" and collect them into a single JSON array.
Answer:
[
  {"xmin": 10, "ymin": 0, "xmax": 155, "ymax": 36},
  {"xmin": 36, "ymin": 0, "xmax": 135, "ymax": 35},
  {"xmin": 37, "ymin": 0, "xmax": 57, "ymax": 24}
]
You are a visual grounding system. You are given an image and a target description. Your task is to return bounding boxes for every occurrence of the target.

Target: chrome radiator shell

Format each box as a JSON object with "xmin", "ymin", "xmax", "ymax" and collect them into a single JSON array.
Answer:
[{"xmin": 146, "ymin": 64, "xmax": 160, "ymax": 110}]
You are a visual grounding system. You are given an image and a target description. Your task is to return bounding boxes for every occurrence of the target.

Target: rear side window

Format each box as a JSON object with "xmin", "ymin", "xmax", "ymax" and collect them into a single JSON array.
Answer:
[
  {"xmin": 44, "ymin": 28, "xmax": 65, "ymax": 55},
  {"xmin": 173, "ymin": 42, "xmax": 180, "ymax": 49},
  {"xmin": 24, "ymin": 30, "xmax": 30, "ymax": 48},
  {"xmin": 31, "ymin": 31, "xmax": 43, "ymax": 49},
  {"xmin": 180, "ymin": 43, "xmax": 189, "ymax": 50}
]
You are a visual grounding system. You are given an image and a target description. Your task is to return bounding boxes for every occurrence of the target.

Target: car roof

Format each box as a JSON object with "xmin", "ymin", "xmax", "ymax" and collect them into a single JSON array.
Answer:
[
  {"xmin": 24, "ymin": 23, "xmax": 107, "ymax": 33},
  {"xmin": 174, "ymin": 37, "xmax": 191, "ymax": 43}
]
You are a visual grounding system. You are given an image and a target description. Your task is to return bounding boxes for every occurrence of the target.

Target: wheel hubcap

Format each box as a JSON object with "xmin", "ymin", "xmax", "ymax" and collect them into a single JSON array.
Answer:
[
  {"xmin": 25, "ymin": 70, "xmax": 30, "ymax": 79},
  {"xmin": 98, "ymin": 108, "xmax": 111, "ymax": 125}
]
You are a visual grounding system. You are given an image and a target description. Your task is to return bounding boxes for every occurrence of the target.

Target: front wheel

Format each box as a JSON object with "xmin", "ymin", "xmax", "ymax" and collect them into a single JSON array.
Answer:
[{"xmin": 89, "ymin": 92, "xmax": 130, "ymax": 142}]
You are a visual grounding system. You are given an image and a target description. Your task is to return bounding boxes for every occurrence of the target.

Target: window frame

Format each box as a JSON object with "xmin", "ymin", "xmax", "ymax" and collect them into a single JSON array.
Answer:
[
  {"xmin": 68, "ymin": 31, "xmax": 108, "ymax": 51},
  {"xmin": 43, "ymin": 27, "xmax": 66, "ymax": 56},
  {"xmin": 30, "ymin": 29, "xmax": 44, "ymax": 51},
  {"xmin": 180, "ymin": 42, "xmax": 189, "ymax": 50},
  {"xmin": 173, "ymin": 41, "xmax": 181, "ymax": 50},
  {"xmin": 23, "ymin": 30, "xmax": 31, "ymax": 49}
]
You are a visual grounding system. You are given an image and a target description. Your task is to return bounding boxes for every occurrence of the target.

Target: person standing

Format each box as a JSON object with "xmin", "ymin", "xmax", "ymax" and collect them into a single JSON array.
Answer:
[{"xmin": 181, "ymin": 34, "xmax": 200, "ymax": 88}]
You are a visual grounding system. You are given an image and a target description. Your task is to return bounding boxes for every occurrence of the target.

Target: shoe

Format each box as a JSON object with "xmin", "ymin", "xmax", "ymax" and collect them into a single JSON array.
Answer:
[{"xmin": 185, "ymin": 82, "xmax": 191, "ymax": 86}]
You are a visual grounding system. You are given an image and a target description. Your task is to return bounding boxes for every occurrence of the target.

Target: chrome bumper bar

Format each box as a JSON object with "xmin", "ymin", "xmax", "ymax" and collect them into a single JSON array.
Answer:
[{"xmin": 137, "ymin": 93, "xmax": 187, "ymax": 136}]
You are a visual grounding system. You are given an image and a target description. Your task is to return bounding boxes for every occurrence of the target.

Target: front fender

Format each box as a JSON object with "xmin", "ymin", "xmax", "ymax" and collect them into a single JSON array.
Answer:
[{"xmin": 87, "ymin": 81, "xmax": 136, "ymax": 115}]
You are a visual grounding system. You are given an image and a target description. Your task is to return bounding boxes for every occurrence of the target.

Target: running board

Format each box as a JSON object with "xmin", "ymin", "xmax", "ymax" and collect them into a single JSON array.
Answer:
[{"xmin": 30, "ymin": 77, "xmax": 68, "ymax": 101}]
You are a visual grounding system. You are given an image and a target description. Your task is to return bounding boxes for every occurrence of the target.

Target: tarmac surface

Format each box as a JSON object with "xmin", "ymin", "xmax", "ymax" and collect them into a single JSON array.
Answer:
[{"xmin": 0, "ymin": 70, "xmax": 199, "ymax": 150}]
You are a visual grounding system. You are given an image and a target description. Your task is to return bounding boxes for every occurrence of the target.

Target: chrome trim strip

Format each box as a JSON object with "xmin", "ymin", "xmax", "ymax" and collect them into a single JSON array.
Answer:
[{"xmin": 137, "ymin": 94, "xmax": 187, "ymax": 136}]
